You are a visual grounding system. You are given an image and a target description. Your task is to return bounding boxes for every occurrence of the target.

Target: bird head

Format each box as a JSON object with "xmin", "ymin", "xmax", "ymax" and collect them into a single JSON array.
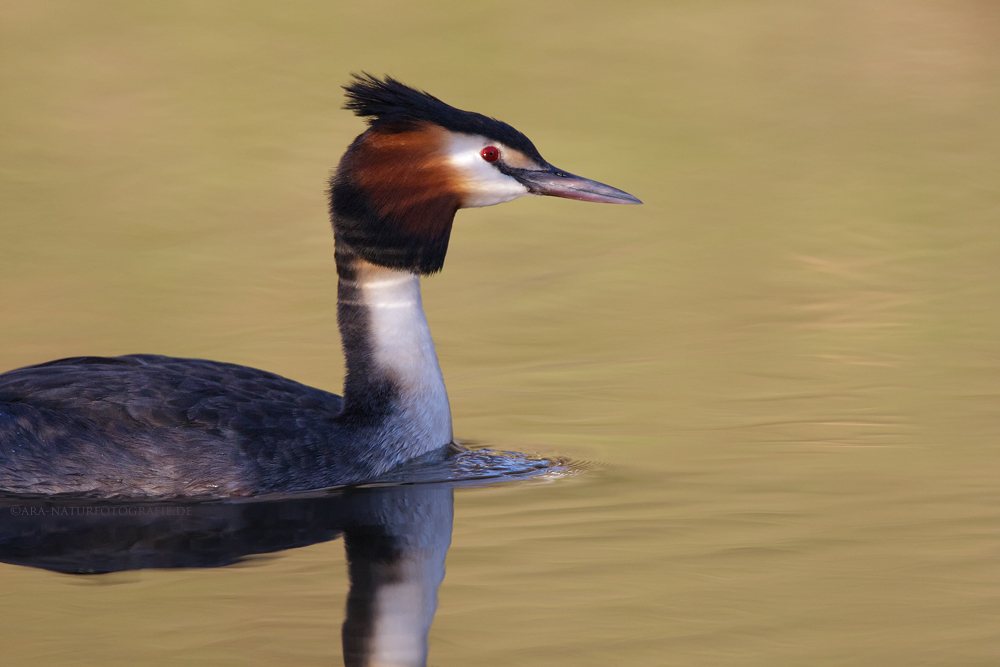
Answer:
[{"xmin": 330, "ymin": 74, "xmax": 641, "ymax": 274}]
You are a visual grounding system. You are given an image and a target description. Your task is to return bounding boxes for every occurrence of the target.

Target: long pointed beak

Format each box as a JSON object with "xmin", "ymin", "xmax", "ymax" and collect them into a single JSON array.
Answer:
[{"xmin": 512, "ymin": 165, "xmax": 642, "ymax": 205}]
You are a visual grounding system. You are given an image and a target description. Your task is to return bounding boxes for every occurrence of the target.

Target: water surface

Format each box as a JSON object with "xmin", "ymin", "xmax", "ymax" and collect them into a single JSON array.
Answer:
[{"xmin": 2, "ymin": 1, "xmax": 1000, "ymax": 665}]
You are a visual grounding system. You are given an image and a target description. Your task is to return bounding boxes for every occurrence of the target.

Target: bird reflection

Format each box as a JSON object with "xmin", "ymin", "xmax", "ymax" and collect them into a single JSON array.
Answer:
[{"xmin": 0, "ymin": 484, "xmax": 453, "ymax": 667}]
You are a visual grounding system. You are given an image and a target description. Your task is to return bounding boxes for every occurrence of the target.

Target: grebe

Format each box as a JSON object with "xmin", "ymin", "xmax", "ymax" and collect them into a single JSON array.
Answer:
[{"xmin": 0, "ymin": 75, "xmax": 641, "ymax": 498}]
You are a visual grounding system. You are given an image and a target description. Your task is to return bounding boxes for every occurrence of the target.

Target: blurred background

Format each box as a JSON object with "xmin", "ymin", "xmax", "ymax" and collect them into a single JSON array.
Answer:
[{"xmin": 1, "ymin": 1, "xmax": 999, "ymax": 665}]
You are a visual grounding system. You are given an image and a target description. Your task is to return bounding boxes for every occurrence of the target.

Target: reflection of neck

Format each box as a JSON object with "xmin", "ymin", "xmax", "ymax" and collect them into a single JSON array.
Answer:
[
  {"xmin": 342, "ymin": 486, "xmax": 454, "ymax": 667},
  {"xmin": 335, "ymin": 246, "xmax": 453, "ymax": 469}
]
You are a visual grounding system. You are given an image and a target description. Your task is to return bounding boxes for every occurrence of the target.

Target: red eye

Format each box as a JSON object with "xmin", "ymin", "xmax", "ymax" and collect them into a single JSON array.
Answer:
[{"xmin": 480, "ymin": 146, "xmax": 500, "ymax": 162}]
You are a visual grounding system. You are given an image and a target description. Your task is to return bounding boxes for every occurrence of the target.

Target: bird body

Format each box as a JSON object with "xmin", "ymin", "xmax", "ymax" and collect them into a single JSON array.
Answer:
[{"xmin": 0, "ymin": 75, "xmax": 640, "ymax": 498}]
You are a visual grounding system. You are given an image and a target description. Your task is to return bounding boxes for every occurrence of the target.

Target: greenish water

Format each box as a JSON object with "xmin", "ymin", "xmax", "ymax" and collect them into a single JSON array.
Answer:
[{"xmin": 2, "ymin": 1, "xmax": 1000, "ymax": 665}]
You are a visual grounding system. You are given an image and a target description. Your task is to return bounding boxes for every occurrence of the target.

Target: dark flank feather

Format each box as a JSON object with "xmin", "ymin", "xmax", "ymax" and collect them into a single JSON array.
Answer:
[{"xmin": 0, "ymin": 355, "xmax": 382, "ymax": 497}]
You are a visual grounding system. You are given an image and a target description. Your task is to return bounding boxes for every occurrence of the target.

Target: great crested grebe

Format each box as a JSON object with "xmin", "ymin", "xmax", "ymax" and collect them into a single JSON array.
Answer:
[{"xmin": 0, "ymin": 75, "xmax": 641, "ymax": 498}]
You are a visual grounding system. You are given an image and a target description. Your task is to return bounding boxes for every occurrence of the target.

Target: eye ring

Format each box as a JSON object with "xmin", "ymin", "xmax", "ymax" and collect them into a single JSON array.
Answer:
[{"xmin": 480, "ymin": 146, "xmax": 500, "ymax": 162}]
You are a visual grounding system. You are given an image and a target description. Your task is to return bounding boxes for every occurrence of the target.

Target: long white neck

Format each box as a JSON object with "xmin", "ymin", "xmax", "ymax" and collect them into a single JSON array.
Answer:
[{"xmin": 336, "ymin": 254, "xmax": 452, "ymax": 469}]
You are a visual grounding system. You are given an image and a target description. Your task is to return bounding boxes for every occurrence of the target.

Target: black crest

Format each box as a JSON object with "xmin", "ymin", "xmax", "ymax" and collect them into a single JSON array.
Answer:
[{"xmin": 343, "ymin": 73, "xmax": 545, "ymax": 163}]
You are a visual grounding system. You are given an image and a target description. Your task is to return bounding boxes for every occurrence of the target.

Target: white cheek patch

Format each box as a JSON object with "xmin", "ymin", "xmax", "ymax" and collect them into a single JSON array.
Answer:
[{"xmin": 446, "ymin": 134, "xmax": 531, "ymax": 208}]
